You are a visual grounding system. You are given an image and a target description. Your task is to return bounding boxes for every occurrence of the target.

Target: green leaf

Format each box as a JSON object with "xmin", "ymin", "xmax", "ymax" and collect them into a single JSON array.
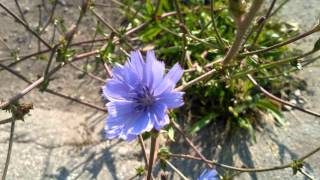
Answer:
[
  {"xmin": 135, "ymin": 166, "xmax": 145, "ymax": 175},
  {"xmin": 238, "ymin": 117, "xmax": 251, "ymax": 130},
  {"xmin": 238, "ymin": 118, "xmax": 256, "ymax": 142},
  {"xmin": 142, "ymin": 131, "xmax": 151, "ymax": 140},
  {"xmin": 95, "ymin": 21, "xmax": 105, "ymax": 35},
  {"xmin": 158, "ymin": 147, "xmax": 170, "ymax": 160},
  {"xmin": 188, "ymin": 113, "xmax": 217, "ymax": 134},
  {"xmin": 256, "ymin": 99, "xmax": 285, "ymax": 126},
  {"xmin": 290, "ymin": 160, "xmax": 303, "ymax": 175},
  {"xmin": 268, "ymin": 109, "xmax": 285, "ymax": 126},
  {"xmin": 145, "ymin": 0, "xmax": 153, "ymax": 15},
  {"xmin": 140, "ymin": 25, "xmax": 162, "ymax": 41},
  {"xmin": 167, "ymin": 126, "xmax": 175, "ymax": 141}
]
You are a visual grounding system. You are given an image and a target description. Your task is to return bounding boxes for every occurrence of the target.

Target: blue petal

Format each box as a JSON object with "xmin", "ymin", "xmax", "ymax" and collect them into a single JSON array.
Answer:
[
  {"xmin": 126, "ymin": 112, "xmax": 153, "ymax": 135},
  {"xmin": 154, "ymin": 63, "xmax": 183, "ymax": 96},
  {"xmin": 198, "ymin": 168, "xmax": 219, "ymax": 180},
  {"xmin": 105, "ymin": 111, "xmax": 141, "ymax": 141},
  {"xmin": 102, "ymin": 79, "xmax": 130, "ymax": 101},
  {"xmin": 120, "ymin": 133, "xmax": 137, "ymax": 142},
  {"xmin": 105, "ymin": 125, "xmax": 122, "ymax": 139},
  {"xmin": 143, "ymin": 52, "xmax": 154, "ymax": 87},
  {"xmin": 105, "ymin": 116, "xmax": 125, "ymax": 139},
  {"xmin": 112, "ymin": 64, "xmax": 125, "ymax": 81},
  {"xmin": 151, "ymin": 103, "xmax": 169, "ymax": 130},
  {"xmin": 106, "ymin": 101, "xmax": 136, "ymax": 118},
  {"xmin": 156, "ymin": 91, "xmax": 184, "ymax": 109},
  {"xmin": 128, "ymin": 51, "xmax": 144, "ymax": 80},
  {"xmin": 146, "ymin": 51, "xmax": 165, "ymax": 89},
  {"xmin": 112, "ymin": 63, "xmax": 140, "ymax": 89}
]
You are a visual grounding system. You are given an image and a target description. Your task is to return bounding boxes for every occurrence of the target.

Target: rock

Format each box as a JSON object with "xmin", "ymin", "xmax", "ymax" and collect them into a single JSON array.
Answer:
[{"xmin": 294, "ymin": 89, "xmax": 301, "ymax": 97}]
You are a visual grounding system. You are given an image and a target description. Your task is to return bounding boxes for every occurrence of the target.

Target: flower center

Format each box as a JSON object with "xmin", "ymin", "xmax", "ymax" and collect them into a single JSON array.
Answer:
[{"xmin": 135, "ymin": 86, "xmax": 155, "ymax": 107}]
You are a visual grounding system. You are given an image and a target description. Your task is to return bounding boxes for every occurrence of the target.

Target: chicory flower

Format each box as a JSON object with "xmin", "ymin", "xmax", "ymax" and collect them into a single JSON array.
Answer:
[
  {"xmin": 102, "ymin": 50, "xmax": 184, "ymax": 141},
  {"xmin": 198, "ymin": 168, "xmax": 219, "ymax": 180}
]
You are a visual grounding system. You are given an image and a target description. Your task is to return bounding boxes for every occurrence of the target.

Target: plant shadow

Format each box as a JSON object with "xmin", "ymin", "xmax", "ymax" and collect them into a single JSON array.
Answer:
[{"xmin": 168, "ymin": 119, "xmax": 315, "ymax": 180}]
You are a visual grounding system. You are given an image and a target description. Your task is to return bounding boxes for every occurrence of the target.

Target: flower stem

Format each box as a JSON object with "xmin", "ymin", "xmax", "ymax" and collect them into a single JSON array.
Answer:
[{"xmin": 146, "ymin": 132, "xmax": 159, "ymax": 180}]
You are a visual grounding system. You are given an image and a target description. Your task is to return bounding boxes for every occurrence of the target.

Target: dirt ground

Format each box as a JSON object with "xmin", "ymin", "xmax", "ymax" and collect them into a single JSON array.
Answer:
[{"xmin": 0, "ymin": 0, "xmax": 320, "ymax": 180}]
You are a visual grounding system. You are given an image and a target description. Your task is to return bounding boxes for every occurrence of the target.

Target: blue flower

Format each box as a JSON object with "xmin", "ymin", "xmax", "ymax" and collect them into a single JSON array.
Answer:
[
  {"xmin": 198, "ymin": 168, "xmax": 219, "ymax": 180},
  {"xmin": 102, "ymin": 50, "xmax": 184, "ymax": 141}
]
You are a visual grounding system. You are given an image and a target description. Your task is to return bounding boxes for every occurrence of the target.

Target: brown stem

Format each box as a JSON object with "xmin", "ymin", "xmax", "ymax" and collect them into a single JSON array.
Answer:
[
  {"xmin": 222, "ymin": 0, "xmax": 264, "ymax": 65},
  {"xmin": 171, "ymin": 120, "xmax": 213, "ymax": 168},
  {"xmin": 14, "ymin": 0, "xmax": 28, "ymax": 24},
  {"xmin": 138, "ymin": 135, "xmax": 149, "ymax": 168},
  {"xmin": 1, "ymin": 119, "xmax": 15, "ymax": 180},
  {"xmin": 146, "ymin": 133, "xmax": 159, "ymax": 180},
  {"xmin": 39, "ymin": 0, "xmax": 58, "ymax": 34},
  {"xmin": 169, "ymin": 144, "xmax": 320, "ymax": 172},
  {"xmin": 91, "ymin": 9, "xmax": 133, "ymax": 50},
  {"xmin": 69, "ymin": 63, "xmax": 105, "ymax": 83},
  {"xmin": 0, "ymin": 117, "xmax": 13, "ymax": 125}
]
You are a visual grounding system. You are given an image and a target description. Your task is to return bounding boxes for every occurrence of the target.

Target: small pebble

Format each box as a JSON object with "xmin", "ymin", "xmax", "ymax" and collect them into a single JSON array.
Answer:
[
  {"xmin": 294, "ymin": 89, "xmax": 301, "ymax": 97},
  {"xmin": 284, "ymin": 105, "xmax": 292, "ymax": 110},
  {"xmin": 289, "ymin": 99, "xmax": 297, "ymax": 105}
]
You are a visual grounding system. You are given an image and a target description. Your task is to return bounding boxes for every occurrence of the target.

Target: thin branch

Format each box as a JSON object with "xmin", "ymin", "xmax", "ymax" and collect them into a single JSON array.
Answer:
[
  {"xmin": 1, "ymin": 118, "xmax": 15, "ymax": 180},
  {"xmin": 169, "ymin": 144, "xmax": 320, "ymax": 172},
  {"xmin": 43, "ymin": 45, "xmax": 58, "ymax": 79},
  {"xmin": 0, "ymin": 117, "xmax": 13, "ymax": 125},
  {"xmin": 164, "ymin": 160, "xmax": 188, "ymax": 180},
  {"xmin": 0, "ymin": 63, "xmax": 30, "ymax": 83},
  {"xmin": 210, "ymin": 0, "xmax": 225, "ymax": 49},
  {"xmin": 175, "ymin": 68, "xmax": 218, "ymax": 91},
  {"xmin": 14, "ymin": 0, "xmax": 28, "ymax": 24},
  {"xmin": 0, "ymin": 2, "xmax": 52, "ymax": 49},
  {"xmin": 241, "ymin": 24, "xmax": 320, "ymax": 56},
  {"xmin": 232, "ymin": 49, "xmax": 317, "ymax": 79},
  {"xmin": 1, "ymin": 53, "xmax": 106, "ymax": 113},
  {"xmin": 109, "ymin": 0, "xmax": 145, "ymax": 19},
  {"xmin": 1, "ymin": 62, "xmax": 106, "ymax": 113},
  {"xmin": 0, "ymin": 50, "xmax": 99, "ymax": 109},
  {"xmin": 173, "ymin": 0, "xmax": 187, "ymax": 67},
  {"xmin": 171, "ymin": 120, "xmax": 213, "ymax": 168},
  {"xmin": 0, "ymin": 35, "xmax": 12, "ymax": 51},
  {"xmin": 247, "ymin": 74, "xmax": 320, "ymax": 117},
  {"xmin": 44, "ymin": 89, "xmax": 107, "ymax": 112},
  {"xmin": 269, "ymin": 0, "xmax": 290, "ymax": 17},
  {"xmin": 251, "ymin": 0, "xmax": 277, "ymax": 47},
  {"xmin": 91, "ymin": 9, "xmax": 133, "ymax": 50},
  {"xmin": 39, "ymin": 0, "xmax": 58, "ymax": 34},
  {"xmin": 0, "ymin": 75, "xmax": 48, "ymax": 109},
  {"xmin": 0, "ymin": 37, "xmax": 109, "ymax": 72},
  {"xmin": 69, "ymin": 63, "xmax": 105, "ymax": 83},
  {"xmin": 65, "ymin": 0, "xmax": 89, "ymax": 48}
]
